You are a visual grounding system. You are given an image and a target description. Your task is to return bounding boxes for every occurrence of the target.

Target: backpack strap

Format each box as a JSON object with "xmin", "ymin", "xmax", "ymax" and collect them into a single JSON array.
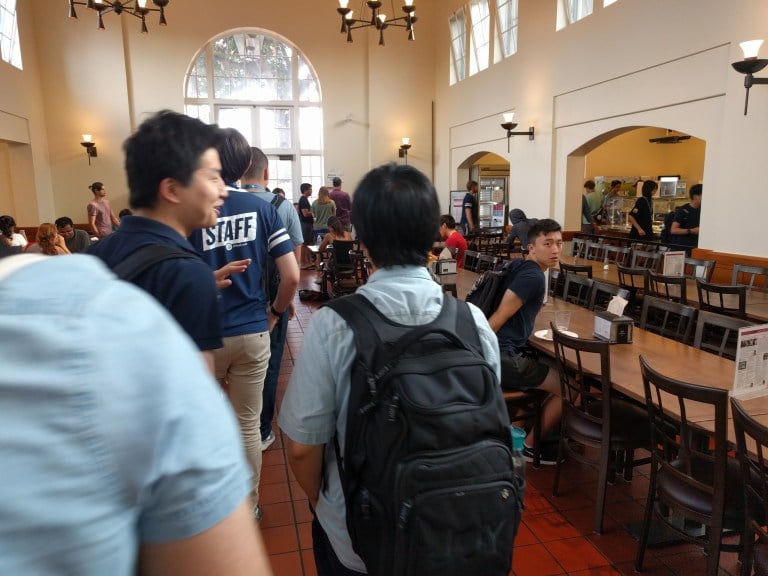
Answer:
[
  {"xmin": 271, "ymin": 194, "xmax": 286, "ymax": 209},
  {"xmin": 112, "ymin": 244, "xmax": 197, "ymax": 282}
]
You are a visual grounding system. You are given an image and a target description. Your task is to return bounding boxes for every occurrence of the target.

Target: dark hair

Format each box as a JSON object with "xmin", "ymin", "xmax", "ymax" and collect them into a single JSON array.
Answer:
[
  {"xmin": 300, "ymin": 182, "xmax": 312, "ymax": 193},
  {"xmin": 272, "ymin": 188, "xmax": 285, "ymax": 197},
  {"xmin": 440, "ymin": 214, "xmax": 456, "ymax": 229},
  {"xmin": 527, "ymin": 218, "xmax": 562, "ymax": 243},
  {"xmin": 55, "ymin": 216, "xmax": 74, "ymax": 229},
  {"xmin": 352, "ymin": 163, "xmax": 439, "ymax": 268},
  {"xmin": 332, "ymin": 176, "xmax": 342, "ymax": 188},
  {"xmin": 584, "ymin": 180, "xmax": 595, "ymax": 190},
  {"xmin": 641, "ymin": 180, "xmax": 657, "ymax": 199},
  {"xmin": 0, "ymin": 215, "xmax": 15, "ymax": 238},
  {"xmin": 467, "ymin": 180, "xmax": 478, "ymax": 192},
  {"xmin": 242, "ymin": 147, "xmax": 268, "ymax": 182},
  {"xmin": 118, "ymin": 208, "xmax": 133, "ymax": 219},
  {"xmin": 689, "ymin": 183, "xmax": 703, "ymax": 199},
  {"xmin": 611, "ymin": 180, "xmax": 622, "ymax": 188},
  {"xmin": 124, "ymin": 111, "xmax": 222, "ymax": 210},
  {"xmin": 217, "ymin": 128, "xmax": 252, "ymax": 185},
  {"xmin": 89, "ymin": 182, "xmax": 104, "ymax": 193},
  {"xmin": 327, "ymin": 216, "xmax": 345, "ymax": 236}
]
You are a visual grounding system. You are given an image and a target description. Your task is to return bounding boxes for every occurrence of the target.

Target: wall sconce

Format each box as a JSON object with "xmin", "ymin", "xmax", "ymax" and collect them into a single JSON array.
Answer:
[
  {"xmin": 732, "ymin": 39, "xmax": 768, "ymax": 116},
  {"xmin": 81, "ymin": 134, "xmax": 97, "ymax": 165},
  {"xmin": 500, "ymin": 112, "xmax": 535, "ymax": 152},
  {"xmin": 398, "ymin": 137, "xmax": 412, "ymax": 164}
]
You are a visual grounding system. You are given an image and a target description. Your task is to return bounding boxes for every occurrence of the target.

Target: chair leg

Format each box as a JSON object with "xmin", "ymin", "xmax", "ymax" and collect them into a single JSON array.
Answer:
[
  {"xmin": 635, "ymin": 466, "xmax": 658, "ymax": 572},
  {"xmin": 532, "ymin": 395, "xmax": 543, "ymax": 469},
  {"xmin": 594, "ymin": 446, "xmax": 612, "ymax": 534},
  {"xmin": 624, "ymin": 449, "xmax": 635, "ymax": 481},
  {"xmin": 552, "ymin": 437, "xmax": 565, "ymax": 497},
  {"xmin": 741, "ymin": 526, "xmax": 755, "ymax": 576},
  {"xmin": 706, "ymin": 517, "xmax": 725, "ymax": 576}
]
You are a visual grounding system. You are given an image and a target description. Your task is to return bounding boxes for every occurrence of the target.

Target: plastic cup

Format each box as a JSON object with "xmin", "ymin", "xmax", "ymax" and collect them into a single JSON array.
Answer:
[{"xmin": 555, "ymin": 311, "xmax": 571, "ymax": 332}]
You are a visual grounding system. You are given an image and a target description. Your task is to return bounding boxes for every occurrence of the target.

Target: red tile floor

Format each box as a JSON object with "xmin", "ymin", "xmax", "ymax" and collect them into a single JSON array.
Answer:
[{"xmin": 258, "ymin": 270, "xmax": 743, "ymax": 575}]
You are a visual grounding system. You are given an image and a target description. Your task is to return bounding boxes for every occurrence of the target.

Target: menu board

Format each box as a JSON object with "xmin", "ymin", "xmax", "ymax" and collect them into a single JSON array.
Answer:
[{"xmin": 732, "ymin": 323, "xmax": 768, "ymax": 399}]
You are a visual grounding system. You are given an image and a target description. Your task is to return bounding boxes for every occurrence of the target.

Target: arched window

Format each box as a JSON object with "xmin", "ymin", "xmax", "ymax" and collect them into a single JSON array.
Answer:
[{"xmin": 184, "ymin": 30, "xmax": 323, "ymax": 199}]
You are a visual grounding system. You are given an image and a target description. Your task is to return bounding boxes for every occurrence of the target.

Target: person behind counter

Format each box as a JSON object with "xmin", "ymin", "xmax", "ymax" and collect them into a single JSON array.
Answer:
[
  {"xmin": 627, "ymin": 180, "xmax": 657, "ymax": 240},
  {"xmin": 670, "ymin": 183, "xmax": 702, "ymax": 251}
]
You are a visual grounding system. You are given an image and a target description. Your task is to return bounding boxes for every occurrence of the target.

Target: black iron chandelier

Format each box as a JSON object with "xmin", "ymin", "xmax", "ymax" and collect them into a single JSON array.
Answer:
[
  {"xmin": 68, "ymin": 0, "xmax": 169, "ymax": 33},
  {"xmin": 336, "ymin": 0, "xmax": 417, "ymax": 46}
]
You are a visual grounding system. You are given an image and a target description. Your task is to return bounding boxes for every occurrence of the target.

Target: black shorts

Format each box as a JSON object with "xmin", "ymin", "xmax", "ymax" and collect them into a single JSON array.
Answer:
[{"xmin": 500, "ymin": 349, "xmax": 550, "ymax": 391}]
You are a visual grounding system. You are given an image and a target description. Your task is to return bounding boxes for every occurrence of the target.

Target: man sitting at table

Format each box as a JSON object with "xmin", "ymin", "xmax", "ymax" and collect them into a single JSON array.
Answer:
[
  {"xmin": 439, "ymin": 214, "xmax": 467, "ymax": 268},
  {"xmin": 488, "ymin": 218, "xmax": 564, "ymax": 465}
]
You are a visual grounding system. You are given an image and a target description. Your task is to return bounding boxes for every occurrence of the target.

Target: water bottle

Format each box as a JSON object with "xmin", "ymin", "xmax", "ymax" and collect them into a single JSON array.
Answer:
[
  {"xmin": 603, "ymin": 253, "xmax": 610, "ymax": 271},
  {"xmin": 316, "ymin": 233, "xmax": 323, "ymax": 246},
  {"xmin": 510, "ymin": 426, "xmax": 526, "ymax": 505}
]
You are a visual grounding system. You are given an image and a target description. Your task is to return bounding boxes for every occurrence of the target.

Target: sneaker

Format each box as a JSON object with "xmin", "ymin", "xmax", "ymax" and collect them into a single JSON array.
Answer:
[
  {"xmin": 523, "ymin": 444, "xmax": 564, "ymax": 467},
  {"xmin": 253, "ymin": 504, "xmax": 263, "ymax": 523},
  {"xmin": 261, "ymin": 431, "xmax": 275, "ymax": 451}
]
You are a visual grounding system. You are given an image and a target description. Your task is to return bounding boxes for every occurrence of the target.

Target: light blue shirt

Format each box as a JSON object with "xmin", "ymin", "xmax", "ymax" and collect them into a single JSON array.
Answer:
[
  {"xmin": 278, "ymin": 265, "xmax": 500, "ymax": 572},
  {"xmin": 245, "ymin": 185, "xmax": 304, "ymax": 247},
  {"xmin": 0, "ymin": 255, "xmax": 250, "ymax": 575}
]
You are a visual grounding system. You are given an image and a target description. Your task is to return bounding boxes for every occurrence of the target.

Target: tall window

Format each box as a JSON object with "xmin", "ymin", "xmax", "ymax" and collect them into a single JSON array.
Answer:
[
  {"xmin": 556, "ymin": 0, "xmax": 593, "ymax": 30},
  {"xmin": 494, "ymin": 0, "xmax": 518, "ymax": 62},
  {"xmin": 448, "ymin": 8, "xmax": 467, "ymax": 85},
  {"xmin": 468, "ymin": 0, "xmax": 490, "ymax": 76},
  {"xmin": 184, "ymin": 30, "xmax": 323, "ymax": 199},
  {"xmin": 0, "ymin": 0, "xmax": 22, "ymax": 69}
]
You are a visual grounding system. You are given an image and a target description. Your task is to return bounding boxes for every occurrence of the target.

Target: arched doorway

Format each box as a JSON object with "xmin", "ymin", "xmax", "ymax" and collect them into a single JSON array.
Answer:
[{"xmin": 456, "ymin": 151, "xmax": 509, "ymax": 231}]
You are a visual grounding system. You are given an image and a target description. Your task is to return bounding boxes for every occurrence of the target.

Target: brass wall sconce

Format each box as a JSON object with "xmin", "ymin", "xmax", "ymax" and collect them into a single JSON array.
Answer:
[
  {"xmin": 398, "ymin": 137, "xmax": 412, "ymax": 164},
  {"xmin": 500, "ymin": 112, "xmax": 535, "ymax": 152},
  {"xmin": 81, "ymin": 134, "xmax": 97, "ymax": 165},
  {"xmin": 732, "ymin": 39, "xmax": 768, "ymax": 116}
]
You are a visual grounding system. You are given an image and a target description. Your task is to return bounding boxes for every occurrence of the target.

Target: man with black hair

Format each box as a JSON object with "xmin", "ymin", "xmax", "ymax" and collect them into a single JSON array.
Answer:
[
  {"xmin": 488, "ymin": 218, "xmax": 564, "ymax": 465},
  {"xmin": 670, "ymin": 183, "xmax": 702, "ymax": 252},
  {"xmin": 329, "ymin": 176, "xmax": 352, "ymax": 232},
  {"xmin": 298, "ymin": 182, "xmax": 315, "ymax": 268},
  {"xmin": 461, "ymin": 180, "xmax": 479, "ymax": 234},
  {"xmin": 89, "ymin": 110, "xmax": 228, "ymax": 374},
  {"xmin": 279, "ymin": 164, "xmax": 500, "ymax": 575},
  {"xmin": 55, "ymin": 216, "xmax": 91, "ymax": 253}
]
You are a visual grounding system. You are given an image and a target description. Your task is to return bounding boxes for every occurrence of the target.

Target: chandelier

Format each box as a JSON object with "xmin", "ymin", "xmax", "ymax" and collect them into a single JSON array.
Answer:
[
  {"xmin": 67, "ymin": 0, "xmax": 169, "ymax": 34},
  {"xmin": 336, "ymin": 0, "xmax": 417, "ymax": 46}
]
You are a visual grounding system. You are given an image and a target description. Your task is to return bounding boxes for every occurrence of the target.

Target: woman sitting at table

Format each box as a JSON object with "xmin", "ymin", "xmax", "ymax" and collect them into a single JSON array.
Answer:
[
  {"xmin": 318, "ymin": 216, "xmax": 352, "ymax": 253},
  {"xmin": 25, "ymin": 223, "xmax": 71, "ymax": 256}
]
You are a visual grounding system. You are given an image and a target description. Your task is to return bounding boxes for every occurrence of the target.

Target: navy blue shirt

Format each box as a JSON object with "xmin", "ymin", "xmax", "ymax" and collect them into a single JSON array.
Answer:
[
  {"xmin": 460, "ymin": 192, "xmax": 478, "ymax": 230},
  {"xmin": 89, "ymin": 216, "xmax": 222, "ymax": 351},
  {"xmin": 496, "ymin": 260, "xmax": 546, "ymax": 354}
]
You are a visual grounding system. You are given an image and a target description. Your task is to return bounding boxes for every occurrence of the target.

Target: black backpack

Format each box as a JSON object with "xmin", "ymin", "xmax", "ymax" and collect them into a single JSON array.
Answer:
[
  {"xmin": 112, "ymin": 244, "xmax": 197, "ymax": 282},
  {"xmin": 465, "ymin": 258, "xmax": 528, "ymax": 318},
  {"xmin": 264, "ymin": 194, "xmax": 286, "ymax": 300},
  {"xmin": 324, "ymin": 293, "xmax": 521, "ymax": 576}
]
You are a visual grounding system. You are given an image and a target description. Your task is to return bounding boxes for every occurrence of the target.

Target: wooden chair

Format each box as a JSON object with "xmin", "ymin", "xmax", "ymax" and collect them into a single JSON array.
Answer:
[
  {"xmin": 630, "ymin": 249, "xmax": 661, "ymax": 272},
  {"xmin": 683, "ymin": 257, "xmax": 716, "ymax": 282},
  {"xmin": 476, "ymin": 253, "xmax": 498, "ymax": 273},
  {"xmin": 616, "ymin": 265, "xmax": 649, "ymax": 320},
  {"xmin": 647, "ymin": 270, "xmax": 688, "ymax": 304},
  {"xmin": 696, "ymin": 279, "xmax": 747, "ymax": 319},
  {"xmin": 463, "ymin": 250, "xmax": 480, "ymax": 272},
  {"xmin": 551, "ymin": 328, "xmax": 650, "ymax": 533},
  {"xmin": 732, "ymin": 264, "xmax": 768, "ymax": 292},
  {"xmin": 731, "ymin": 397, "xmax": 768, "ymax": 576},
  {"xmin": 560, "ymin": 261, "xmax": 593, "ymax": 279},
  {"xmin": 326, "ymin": 240, "xmax": 361, "ymax": 298},
  {"xmin": 572, "ymin": 237, "xmax": 587, "ymax": 259},
  {"xmin": 636, "ymin": 356, "xmax": 749, "ymax": 576},
  {"xmin": 692, "ymin": 310, "xmax": 753, "ymax": 361},
  {"xmin": 563, "ymin": 273, "xmax": 594, "ymax": 307},
  {"xmin": 639, "ymin": 295, "xmax": 698, "ymax": 344},
  {"xmin": 503, "ymin": 389, "xmax": 547, "ymax": 469},
  {"xmin": 585, "ymin": 240, "xmax": 604, "ymax": 261},
  {"xmin": 587, "ymin": 280, "xmax": 629, "ymax": 313},
  {"xmin": 604, "ymin": 245, "xmax": 631, "ymax": 266}
]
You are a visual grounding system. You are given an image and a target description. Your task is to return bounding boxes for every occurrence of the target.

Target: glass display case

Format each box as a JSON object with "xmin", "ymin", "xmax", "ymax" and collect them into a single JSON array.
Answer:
[{"xmin": 478, "ymin": 177, "xmax": 507, "ymax": 229}]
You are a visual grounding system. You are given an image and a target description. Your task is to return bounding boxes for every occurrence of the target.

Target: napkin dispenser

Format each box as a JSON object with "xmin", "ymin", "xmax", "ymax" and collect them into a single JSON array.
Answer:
[
  {"xmin": 436, "ymin": 259, "xmax": 457, "ymax": 275},
  {"xmin": 593, "ymin": 311, "xmax": 633, "ymax": 344}
]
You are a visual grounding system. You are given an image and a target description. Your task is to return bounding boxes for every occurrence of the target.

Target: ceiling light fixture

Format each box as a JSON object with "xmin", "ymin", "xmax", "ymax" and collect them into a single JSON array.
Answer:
[
  {"xmin": 731, "ymin": 39, "xmax": 768, "ymax": 115},
  {"xmin": 68, "ymin": 0, "xmax": 169, "ymax": 34},
  {"xmin": 337, "ymin": 0, "xmax": 417, "ymax": 46},
  {"xmin": 500, "ymin": 112, "xmax": 535, "ymax": 152}
]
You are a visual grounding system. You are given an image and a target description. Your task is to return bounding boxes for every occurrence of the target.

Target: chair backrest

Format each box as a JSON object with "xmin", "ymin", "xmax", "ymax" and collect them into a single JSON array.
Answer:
[
  {"xmin": 639, "ymin": 355, "xmax": 729, "ymax": 518},
  {"xmin": 693, "ymin": 310, "xmax": 753, "ymax": 360},
  {"xmin": 616, "ymin": 265, "xmax": 649, "ymax": 292},
  {"xmin": 631, "ymin": 249, "xmax": 661, "ymax": 271},
  {"xmin": 732, "ymin": 264, "xmax": 768, "ymax": 292},
  {"xmin": 563, "ymin": 272, "xmax": 594, "ymax": 307},
  {"xmin": 476, "ymin": 253, "xmax": 499, "ymax": 273},
  {"xmin": 604, "ymin": 245, "xmax": 631, "ymax": 266},
  {"xmin": 731, "ymin": 397, "xmax": 768, "ymax": 567},
  {"xmin": 463, "ymin": 250, "xmax": 480, "ymax": 272},
  {"xmin": 639, "ymin": 295, "xmax": 698, "ymax": 344},
  {"xmin": 572, "ymin": 237, "xmax": 587, "ymax": 258},
  {"xmin": 560, "ymin": 261, "xmax": 593, "ymax": 279},
  {"xmin": 552, "ymin": 327, "xmax": 613, "ymax": 439},
  {"xmin": 585, "ymin": 240, "xmax": 604, "ymax": 261},
  {"xmin": 695, "ymin": 278, "xmax": 747, "ymax": 319},
  {"xmin": 329, "ymin": 240, "xmax": 356, "ymax": 269},
  {"xmin": 683, "ymin": 258, "xmax": 716, "ymax": 282},
  {"xmin": 587, "ymin": 280, "xmax": 629, "ymax": 312},
  {"xmin": 647, "ymin": 270, "xmax": 688, "ymax": 304}
]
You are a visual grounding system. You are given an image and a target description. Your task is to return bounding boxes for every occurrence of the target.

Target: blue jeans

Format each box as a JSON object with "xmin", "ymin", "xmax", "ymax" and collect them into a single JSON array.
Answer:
[{"xmin": 260, "ymin": 309, "xmax": 289, "ymax": 441}]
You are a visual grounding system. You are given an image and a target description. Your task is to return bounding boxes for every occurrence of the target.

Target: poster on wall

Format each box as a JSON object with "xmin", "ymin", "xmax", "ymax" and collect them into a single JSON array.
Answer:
[{"xmin": 450, "ymin": 190, "xmax": 466, "ymax": 224}]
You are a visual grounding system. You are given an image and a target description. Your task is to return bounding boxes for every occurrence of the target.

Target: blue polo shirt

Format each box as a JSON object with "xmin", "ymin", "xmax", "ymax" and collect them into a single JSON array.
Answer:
[
  {"xmin": 189, "ymin": 190, "xmax": 294, "ymax": 336},
  {"xmin": 88, "ymin": 216, "xmax": 222, "ymax": 351}
]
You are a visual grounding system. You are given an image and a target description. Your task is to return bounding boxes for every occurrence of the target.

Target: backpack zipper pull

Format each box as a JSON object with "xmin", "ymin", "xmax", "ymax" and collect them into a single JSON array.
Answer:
[
  {"xmin": 397, "ymin": 501, "xmax": 412, "ymax": 529},
  {"xmin": 358, "ymin": 374, "xmax": 379, "ymax": 415}
]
